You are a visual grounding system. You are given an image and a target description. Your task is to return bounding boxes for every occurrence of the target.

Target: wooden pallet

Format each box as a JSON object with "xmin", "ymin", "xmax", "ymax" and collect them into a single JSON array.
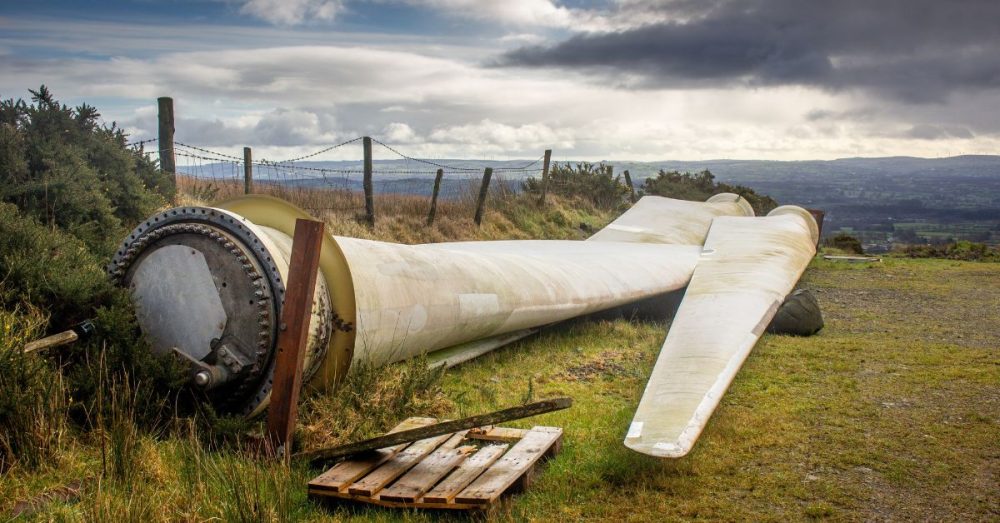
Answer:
[{"xmin": 308, "ymin": 417, "xmax": 563, "ymax": 510}]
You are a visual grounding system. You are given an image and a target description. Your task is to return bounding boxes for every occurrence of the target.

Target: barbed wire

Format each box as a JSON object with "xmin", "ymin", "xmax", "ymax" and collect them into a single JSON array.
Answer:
[
  {"xmin": 175, "ymin": 142, "xmax": 244, "ymax": 161},
  {"xmin": 369, "ymin": 138, "xmax": 483, "ymax": 172},
  {"xmin": 268, "ymin": 137, "xmax": 364, "ymax": 164},
  {"xmin": 126, "ymin": 138, "xmax": 158, "ymax": 148},
  {"xmin": 494, "ymin": 154, "xmax": 546, "ymax": 171},
  {"xmin": 175, "ymin": 150, "xmax": 244, "ymax": 165}
]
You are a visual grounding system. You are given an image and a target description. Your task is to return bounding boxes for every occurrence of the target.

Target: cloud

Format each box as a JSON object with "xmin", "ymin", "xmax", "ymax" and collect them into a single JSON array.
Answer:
[
  {"xmin": 427, "ymin": 119, "xmax": 575, "ymax": 152},
  {"xmin": 381, "ymin": 122, "xmax": 419, "ymax": 143},
  {"xmin": 5, "ymin": 17, "xmax": 1000, "ymax": 161},
  {"xmin": 905, "ymin": 124, "xmax": 975, "ymax": 141},
  {"xmin": 499, "ymin": 0, "xmax": 1000, "ymax": 103},
  {"xmin": 240, "ymin": 0, "xmax": 344, "ymax": 25}
]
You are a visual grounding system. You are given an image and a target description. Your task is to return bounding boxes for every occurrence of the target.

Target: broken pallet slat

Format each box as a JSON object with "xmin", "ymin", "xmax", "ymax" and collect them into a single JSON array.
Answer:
[
  {"xmin": 467, "ymin": 426, "xmax": 528, "ymax": 443},
  {"xmin": 378, "ymin": 446, "xmax": 471, "ymax": 503},
  {"xmin": 298, "ymin": 397, "xmax": 571, "ymax": 463},
  {"xmin": 454, "ymin": 426, "xmax": 562, "ymax": 505},
  {"xmin": 348, "ymin": 432, "xmax": 453, "ymax": 497},
  {"xmin": 308, "ymin": 418, "xmax": 437, "ymax": 493},
  {"xmin": 422, "ymin": 444, "xmax": 508, "ymax": 504}
]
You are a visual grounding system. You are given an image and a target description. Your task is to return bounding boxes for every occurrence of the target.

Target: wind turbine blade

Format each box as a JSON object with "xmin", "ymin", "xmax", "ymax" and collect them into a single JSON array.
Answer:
[{"xmin": 625, "ymin": 206, "xmax": 818, "ymax": 457}]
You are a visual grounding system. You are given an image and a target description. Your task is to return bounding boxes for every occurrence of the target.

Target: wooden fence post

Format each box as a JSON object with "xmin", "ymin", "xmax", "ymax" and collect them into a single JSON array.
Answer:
[
  {"xmin": 157, "ymin": 97, "xmax": 175, "ymax": 182},
  {"xmin": 362, "ymin": 136, "xmax": 375, "ymax": 226},
  {"xmin": 473, "ymin": 167, "xmax": 493, "ymax": 226},
  {"xmin": 243, "ymin": 147, "xmax": 253, "ymax": 194},
  {"xmin": 623, "ymin": 169, "xmax": 637, "ymax": 203},
  {"xmin": 266, "ymin": 218, "xmax": 325, "ymax": 462},
  {"xmin": 427, "ymin": 168, "xmax": 444, "ymax": 226},
  {"xmin": 538, "ymin": 149, "xmax": 552, "ymax": 205},
  {"xmin": 807, "ymin": 209, "xmax": 826, "ymax": 246}
]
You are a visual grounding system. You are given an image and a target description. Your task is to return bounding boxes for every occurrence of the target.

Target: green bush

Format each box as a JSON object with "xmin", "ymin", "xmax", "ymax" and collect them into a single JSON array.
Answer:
[
  {"xmin": 640, "ymin": 169, "xmax": 778, "ymax": 215},
  {"xmin": 825, "ymin": 234, "xmax": 865, "ymax": 255},
  {"xmin": 0, "ymin": 86, "xmax": 174, "ymax": 256},
  {"xmin": 523, "ymin": 162, "xmax": 630, "ymax": 210},
  {"xmin": 0, "ymin": 203, "xmax": 185, "ymax": 434}
]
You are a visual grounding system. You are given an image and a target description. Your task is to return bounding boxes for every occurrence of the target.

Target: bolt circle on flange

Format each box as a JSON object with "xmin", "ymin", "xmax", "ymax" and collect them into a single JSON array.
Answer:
[{"xmin": 108, "ymin": 206, "xmax": 287, "ymax": 415}]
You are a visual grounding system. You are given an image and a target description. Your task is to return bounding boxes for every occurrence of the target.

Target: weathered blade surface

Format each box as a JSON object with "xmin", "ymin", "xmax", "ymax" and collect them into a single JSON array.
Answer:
[
  {"xmin": 625, "ymin": 206, "xmax": 818, "ymax": 458},
  {"xmin": 587, "ymin": 193, "xmax": 755, "ymax": 245}
]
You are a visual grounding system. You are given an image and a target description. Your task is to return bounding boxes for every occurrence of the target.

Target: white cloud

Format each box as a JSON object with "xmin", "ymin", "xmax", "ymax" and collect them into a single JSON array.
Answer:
[
  {"xmin": 240, "ymin": 0, "xmax": 345, "ymax": 25},
  {"xmin": 499, "ymin": 33, "xmax": 548, "ymax": 46},
  {"xmin": 3, "ymin": 27, "xmax": 998, "ymax": 161},
  {"xmin": 400, "ymin": 0, "xmax": 673, "ymax": 32},
  {"xmin": 382, "ymin": 122, "xmax": 419, "ymax": 143}
]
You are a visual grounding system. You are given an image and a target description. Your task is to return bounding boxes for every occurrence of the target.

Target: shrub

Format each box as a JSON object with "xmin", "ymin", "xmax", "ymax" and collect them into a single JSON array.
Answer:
[
  {"xmin": 640, "ymin": 169, "xmax": 778, "ymax": 215},
  {"xmin": 522, "ymin": 162, "xmax": 630, "ymax": 210},
  {"xmin": 825, "ymin": 234, "xmax": 865, "ymax": 255},
  {"xmin": 0, "ymin": 203, "xmax": 185, "ymax": 432},
  {"xmin": 0, "ymin": 86, "xmax": 173, "ymax": 256}
]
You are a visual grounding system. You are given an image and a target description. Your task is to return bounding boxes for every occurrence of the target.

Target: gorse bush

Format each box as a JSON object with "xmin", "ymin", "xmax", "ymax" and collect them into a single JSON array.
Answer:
[
  {"xmin": 523, "ymin": 162, "xmax": 631, "ymax": 210},
  {"xmin": 641, "ymin": 169, "xmax": 778, "ymax": 215},
  {"xmin": 0, "ymin": 86, "xmax": 174, "ymax": 256},
  {"xmin": 0, "ymin": 203, "xmax": 185, "ymax": 420},
  {"xmin": 0, "ymin": 87, "xmax": 187, "ymax": 469},
  {"xmin": 824, "ymin": 233, "xmax": 865, "ymax": 255}
]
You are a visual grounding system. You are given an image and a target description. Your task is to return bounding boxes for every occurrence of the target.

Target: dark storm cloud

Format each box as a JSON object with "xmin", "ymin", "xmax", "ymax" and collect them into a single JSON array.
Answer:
[{"xmin": 500, "ymin": 0, "xmax": 1000, "ymax": 102}]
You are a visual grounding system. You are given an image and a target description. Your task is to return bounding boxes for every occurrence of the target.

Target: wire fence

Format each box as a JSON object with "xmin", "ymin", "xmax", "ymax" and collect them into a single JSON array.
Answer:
[{"xmin": 134, "ymin": 136, "xmax": 555, "ymax": 221}]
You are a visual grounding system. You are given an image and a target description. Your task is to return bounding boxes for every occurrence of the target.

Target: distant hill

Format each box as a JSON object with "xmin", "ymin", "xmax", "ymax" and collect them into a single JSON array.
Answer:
[{"xmin": 186, "ymin": 155, "xmax": 1000, "ymax": 247}]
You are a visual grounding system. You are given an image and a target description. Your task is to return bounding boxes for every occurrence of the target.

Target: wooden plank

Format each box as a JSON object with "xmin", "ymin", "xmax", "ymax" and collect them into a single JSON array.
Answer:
[
  {"xmin": 308, "ymin": 417, "xmax": 437, "ymax": 493},
  {"xmin": 454, "ymin": 426, "xmax": 562, "ymax": 505},
  {"xmin": 23, "ymin": 329, "xmax": 77, "ymax": 354},
  {"xmin": 423, "ymin": 444, "xmax": 508, "ymax": 504},
  {"xmin": 298, "ymin": 397, "xmax": 572, "ymax": 463},
  {"xmin": 378, "ymin": 447, "xmax": 470, "ymax": 502},
  {"xmin": 265, "ymin": 219, "xmax": 325, "ymax": 461},
  {"xmin": 315, "ymin": 490, "xmax": 479, "ymax": 510},
  {"xmin": 467, "ymin": 426, "xmax": 528, "ymax": 443},
  {"xmin": 347, "ymin": 432, "xmax": 452, "ymax": 497}
]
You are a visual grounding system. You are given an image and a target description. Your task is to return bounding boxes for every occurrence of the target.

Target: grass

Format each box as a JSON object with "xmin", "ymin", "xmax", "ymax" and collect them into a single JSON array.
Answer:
[
  {"xmin": 176, "ymin": 175, "xmax": 613, "ymax": 245},
  {"xmin": 2, "ymin": 185, "xmax": 997, "ymax": 521}
]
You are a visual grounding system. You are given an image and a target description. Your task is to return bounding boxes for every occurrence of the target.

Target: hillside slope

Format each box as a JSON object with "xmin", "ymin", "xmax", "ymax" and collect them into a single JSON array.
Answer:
[{"xmin": 2, "ymin": 192, "xmax": 997, "ymax": 521}]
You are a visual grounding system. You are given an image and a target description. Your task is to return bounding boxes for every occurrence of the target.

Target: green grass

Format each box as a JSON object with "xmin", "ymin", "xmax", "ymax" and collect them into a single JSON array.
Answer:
[{"xmin": 4, "ymin": 256, "xmax": 997, "ymax": 521}]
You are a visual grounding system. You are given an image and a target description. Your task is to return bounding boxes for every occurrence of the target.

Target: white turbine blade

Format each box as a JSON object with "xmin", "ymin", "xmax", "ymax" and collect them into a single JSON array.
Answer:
[
  {"xmin": 588, "ymin": 193, "xmax": 755, "ymax": 245},
  {"xmin": 625, "ymin": 206, "xmax": 818, "ymax": 458}
]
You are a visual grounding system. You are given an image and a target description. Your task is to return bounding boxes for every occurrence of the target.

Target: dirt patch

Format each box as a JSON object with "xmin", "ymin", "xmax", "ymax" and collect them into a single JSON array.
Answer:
[{"xmin": 560, "ymin": 349, "xmax": 642, "ymax": 382}]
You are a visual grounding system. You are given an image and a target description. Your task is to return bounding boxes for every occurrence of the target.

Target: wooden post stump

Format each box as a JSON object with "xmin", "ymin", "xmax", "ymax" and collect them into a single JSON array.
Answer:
[
  {"xmin": 473, "ymin": 167, "xmax": 493, "ymax": 226},
  {"xmin": 427, "ymin": 168, "xmax": 444, "ymax": 226},
  {"xmin": 266, "ymin": 218, "xmax": 325, "ymax": 462}
]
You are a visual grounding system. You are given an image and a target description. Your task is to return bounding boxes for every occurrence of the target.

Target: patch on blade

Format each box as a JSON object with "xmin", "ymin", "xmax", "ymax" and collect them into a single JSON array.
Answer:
[
  {"xmin": 626, "ymin": 421, "xmax": 643, "ymax": 439},
  {"xmin": 653, "ymin": 441, "xmax": 683, "ymax": 454}
]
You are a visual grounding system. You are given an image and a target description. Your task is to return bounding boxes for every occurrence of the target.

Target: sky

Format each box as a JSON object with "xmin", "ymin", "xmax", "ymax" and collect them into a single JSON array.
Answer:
[{"xmin": 1, "ymin": 0, "xmax": 999, "ymax": 162}]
